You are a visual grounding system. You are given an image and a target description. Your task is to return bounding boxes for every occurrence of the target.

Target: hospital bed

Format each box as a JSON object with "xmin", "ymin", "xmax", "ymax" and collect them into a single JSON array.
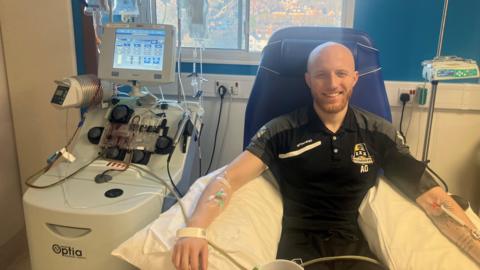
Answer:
[{"xmin": 112, "ymin": 27, "xmax": 480, "ymax": 270}]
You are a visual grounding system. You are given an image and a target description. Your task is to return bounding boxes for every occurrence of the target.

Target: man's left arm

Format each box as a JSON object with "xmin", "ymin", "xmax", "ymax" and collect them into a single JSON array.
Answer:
[
  {"xmin": 374, "ymin": 121, "xmax": 480, "ymax": 264},
  {"xmin": 384, "ymin": 151, "xmax": 480, "ymax": 264},
  {"xmin": 415, "ymin": 183, "xmax": 480, "ymax": 264}
]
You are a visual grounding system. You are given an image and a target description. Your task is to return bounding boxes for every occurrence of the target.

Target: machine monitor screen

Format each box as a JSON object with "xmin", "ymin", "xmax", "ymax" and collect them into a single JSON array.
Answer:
[
  {"xmin": 98, "ymin": 24, "xmax": 176, "ymax": 84},
  {"xmin": 113, "ymin": 28, "xmax": 165, "ymax": 71}
]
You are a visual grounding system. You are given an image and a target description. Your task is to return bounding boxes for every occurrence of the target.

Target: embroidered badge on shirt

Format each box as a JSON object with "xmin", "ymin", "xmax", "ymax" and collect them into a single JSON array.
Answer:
[{"xmin": 351, "ymin": 143, "xmax": 374, "ymax": 165}]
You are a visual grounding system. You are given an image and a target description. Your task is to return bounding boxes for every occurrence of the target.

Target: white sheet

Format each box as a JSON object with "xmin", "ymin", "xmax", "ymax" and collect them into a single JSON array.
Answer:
[
  {"xmin": 112, "ymin": 169, "xmax": 283, "ymax": 270},
  {"xmin": 358, "ymin": 176, "xmax": 480, "ymax": 270},
  {"xmin": 113, "ymin": 172, "xmax": 480, "ymax": 270}
]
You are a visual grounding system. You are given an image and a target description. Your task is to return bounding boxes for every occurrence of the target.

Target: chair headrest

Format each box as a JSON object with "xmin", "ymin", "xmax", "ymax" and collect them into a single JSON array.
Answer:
[
  {"xmin": 243, "ymin": 27, "xmax": 392, "ymax": 149},
  {"xmin": 260, "ymin": 39, "xmax": 381, "ymax": 77}
]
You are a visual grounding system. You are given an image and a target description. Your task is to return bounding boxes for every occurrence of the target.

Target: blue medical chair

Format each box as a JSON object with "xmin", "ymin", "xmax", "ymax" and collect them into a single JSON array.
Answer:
[{"xmin": 243, "ymin": 27, "xmax": 392, "ymax": 149}]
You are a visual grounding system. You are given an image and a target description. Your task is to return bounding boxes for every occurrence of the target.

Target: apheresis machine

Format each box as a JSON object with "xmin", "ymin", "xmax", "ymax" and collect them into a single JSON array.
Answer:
[{"xmin": 23, "ymin": 23, "xmax": 202, "ymax": 270}]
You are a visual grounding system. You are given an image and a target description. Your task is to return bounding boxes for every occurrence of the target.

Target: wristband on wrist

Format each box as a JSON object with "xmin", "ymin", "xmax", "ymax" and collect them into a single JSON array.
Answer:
[{"xmin": 176, "ymin": 227, "xmax": 207, "ymax": 239}]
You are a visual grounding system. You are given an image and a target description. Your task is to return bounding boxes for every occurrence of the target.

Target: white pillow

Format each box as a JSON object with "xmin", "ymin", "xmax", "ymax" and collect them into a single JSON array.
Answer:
[
  {"xmin": 112, "ymin": 170, "xmax": 283, "ymax": 270},
  {"xmin": 358, "ymin": 176, "xmax": 480, "ymax": 270}
]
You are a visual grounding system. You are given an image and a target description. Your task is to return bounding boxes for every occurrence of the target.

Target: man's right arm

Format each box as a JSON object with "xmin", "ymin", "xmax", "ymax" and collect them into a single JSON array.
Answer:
[
  {"xmin": 172, "ymin": 150, "xmax": 267, "ymax": 270},
  {"xmin": 187, "ymin": 150, "xmax": 267, "ymax": 228}
]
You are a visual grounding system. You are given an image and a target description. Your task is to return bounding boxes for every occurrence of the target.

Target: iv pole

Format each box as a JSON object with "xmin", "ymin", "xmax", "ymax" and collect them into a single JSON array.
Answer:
[
  {"xmin": 177, "ymin": 0, "xmax": 183, "ymax": 103},
  {"xmin": 421, "ymin": 0, "xmax": 449, "ymax": 162}
]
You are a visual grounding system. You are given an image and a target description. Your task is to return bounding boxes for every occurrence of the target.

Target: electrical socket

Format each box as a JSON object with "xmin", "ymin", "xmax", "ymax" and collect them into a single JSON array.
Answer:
[
  {"xmin": 215, "ymin": 80, "xmax": 239, "ymax": 96},
  {"xmin": 398, "ymin": 88, "xmax": 417, "ymax": 104}
]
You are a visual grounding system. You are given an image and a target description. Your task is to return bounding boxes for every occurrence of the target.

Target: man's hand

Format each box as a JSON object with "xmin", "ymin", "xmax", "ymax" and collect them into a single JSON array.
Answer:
[
  {"xmin": 416, "ymin": 186, "xmax": 480, "ymax": 265},
  {"xmin": 172, "ymin": 237, "xmax": 208, "ymax": 270},
  {"xmin": 416, "ymin": 186, "xmax": 476, "ymax": 228}
]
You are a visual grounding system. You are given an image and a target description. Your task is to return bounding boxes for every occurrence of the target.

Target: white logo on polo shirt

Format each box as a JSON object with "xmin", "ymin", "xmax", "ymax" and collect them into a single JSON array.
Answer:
[
  {"xmin": 279, "ymin": 140, "xmax": 321, "ymax": 159},
  {"xmin": 296, "ymin": 139, "xmax": 313, "ymax": 148}
]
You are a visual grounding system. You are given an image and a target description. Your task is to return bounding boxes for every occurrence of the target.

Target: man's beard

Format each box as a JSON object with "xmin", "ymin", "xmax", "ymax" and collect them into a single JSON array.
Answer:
[{"xmin": 315, "ymin": 91, "xmax": 351, "ymax": 114}]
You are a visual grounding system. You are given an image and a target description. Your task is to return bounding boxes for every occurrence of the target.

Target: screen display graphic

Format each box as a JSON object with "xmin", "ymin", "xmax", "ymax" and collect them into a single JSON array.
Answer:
[{"xmin": 113, "ymin": 28, "xmax": 166, "ymax": 71}]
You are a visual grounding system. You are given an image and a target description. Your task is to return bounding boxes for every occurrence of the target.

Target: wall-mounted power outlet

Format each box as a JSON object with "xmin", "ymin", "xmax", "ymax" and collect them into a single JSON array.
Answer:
[
  {"xmin": 215, "ymin": 80, "xmax": 239, "ymax": 96},
  {"xmin": 398, "ymin": 88, "xmax": 416, "ymax": 105}
]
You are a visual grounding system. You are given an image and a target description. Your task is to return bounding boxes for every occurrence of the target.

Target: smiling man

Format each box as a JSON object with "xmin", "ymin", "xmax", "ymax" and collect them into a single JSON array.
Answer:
[
  {"xmin": 171, "ymin": 42, "xmax": 480, "ymax": 270},
  {"xmin": 307, "ymin": 42, "xmax": 357, "ymax": 115}
]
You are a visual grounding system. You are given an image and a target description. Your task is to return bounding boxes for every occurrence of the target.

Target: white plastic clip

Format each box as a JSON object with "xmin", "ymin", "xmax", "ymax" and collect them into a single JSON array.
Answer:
[{"xmin": 59, "ymin": 148, "xmax": 76, "ymax": 163}]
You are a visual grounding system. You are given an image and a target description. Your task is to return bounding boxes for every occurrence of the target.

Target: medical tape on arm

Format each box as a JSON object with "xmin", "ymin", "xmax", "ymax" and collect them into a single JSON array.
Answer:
[
  {"xmin": 206, "ymin": 173, "xmax": 232, "ymax": 208},
  {"xmin": 429, "ymin": 202, "xmax": 480, "ymax": 264},
  {"xmin": 439, "ymin": 204, "xmax": 480, "ymax": 240}
]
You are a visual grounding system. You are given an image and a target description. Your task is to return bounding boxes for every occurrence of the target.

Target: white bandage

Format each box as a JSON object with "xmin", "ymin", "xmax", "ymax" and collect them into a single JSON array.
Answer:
[{"xmin": 176, "ymin": 227, "xmax": 207, "ymax": 239}]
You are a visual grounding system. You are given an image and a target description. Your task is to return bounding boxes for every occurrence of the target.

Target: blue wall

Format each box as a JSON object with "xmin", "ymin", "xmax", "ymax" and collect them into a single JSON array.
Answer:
[
  {"xmin": 72, "ymin": 0, "xmax": 86, "ymax": 75},
  {"xmin": 354, "ymin": 0, "xmax": 480, "ymax": 81}
]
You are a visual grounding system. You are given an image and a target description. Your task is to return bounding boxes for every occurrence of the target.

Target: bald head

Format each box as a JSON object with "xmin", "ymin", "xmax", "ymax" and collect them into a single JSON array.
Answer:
[
  {"xmin": 304, "ymin": 41, "xmax": 359, "ymax": 116},
  {"xmin": 306, "ymin": 42, "xmax": 356, "ymax": 73}
]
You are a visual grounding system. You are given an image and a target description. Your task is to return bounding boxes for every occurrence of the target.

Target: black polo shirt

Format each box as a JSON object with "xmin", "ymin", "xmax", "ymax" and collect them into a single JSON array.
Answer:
[{"xmin": 246, "ymin": 105, "xmax": 437, "ymax": 234}]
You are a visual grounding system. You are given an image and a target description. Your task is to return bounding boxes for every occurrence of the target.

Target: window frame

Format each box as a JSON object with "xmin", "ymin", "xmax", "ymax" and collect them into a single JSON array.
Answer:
[{"xmin": 152, "ymin": 0, "xmax": 356, "ymax": 65}]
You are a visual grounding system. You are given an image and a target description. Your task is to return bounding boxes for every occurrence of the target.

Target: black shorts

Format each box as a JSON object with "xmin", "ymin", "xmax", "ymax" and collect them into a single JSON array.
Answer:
[{"xmin": 276, "ymin": 228, "xmax": 387, "ymax": 270}]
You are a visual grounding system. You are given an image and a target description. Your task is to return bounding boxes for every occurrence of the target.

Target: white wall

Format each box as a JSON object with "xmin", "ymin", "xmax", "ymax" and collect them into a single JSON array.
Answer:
[
  {"xmin": 0, "ymin": 21, "xmax": 24, "ymax": 248},
  {"xmin": 391, "ymin": 107, "xmax": 480, "ymax": 210},
  {"xmin": 0, "ymin": 0, "xmax": 79, "ymax": 193},
  {"xmin": 197, "ymin": 96, "xmax": 247, "ymax": 173}
]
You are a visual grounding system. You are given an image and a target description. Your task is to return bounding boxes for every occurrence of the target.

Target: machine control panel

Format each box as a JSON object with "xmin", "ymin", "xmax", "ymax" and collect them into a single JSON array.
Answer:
[
  {"xmin": 422, "ymin": 57, "xmax": 480, "ymax": 81},
  {"xmin": 51, "ymin": 85, "xmax": 70, "ymax": 105},
  {"xmin": 86, "ymin": 97, "xmax": 192, "ymax": 166}
]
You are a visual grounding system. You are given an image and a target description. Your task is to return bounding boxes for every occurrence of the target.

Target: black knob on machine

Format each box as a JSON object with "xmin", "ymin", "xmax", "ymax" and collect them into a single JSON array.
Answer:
[
  {"xmin": 132, "ymin": 150, "xmax": 151, "ymax": 165},
  {"xmin": 105, "ymin": 146, "xmax": 126, "ymax": 160},
  {"xmin": 105, "ymin": 147, "xmax": 120, "ymax": 159},
  {"xmin": 105, "ymin": 188, "xmax": 123, "ymax": 198},
  {"xmin": 132, "ymin": 150, "xmax": 145, "ymax": 163},
  {"xmin": 87, "ymin": 127, "xmax": 104, "ymax": 144},
  {"xmin": 109, "ymin": 104, "xmax": 134, "ymax": 124},
  {"xmin": 155, "ymin": 136, "xmax": 173, "ymax": 155}
]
